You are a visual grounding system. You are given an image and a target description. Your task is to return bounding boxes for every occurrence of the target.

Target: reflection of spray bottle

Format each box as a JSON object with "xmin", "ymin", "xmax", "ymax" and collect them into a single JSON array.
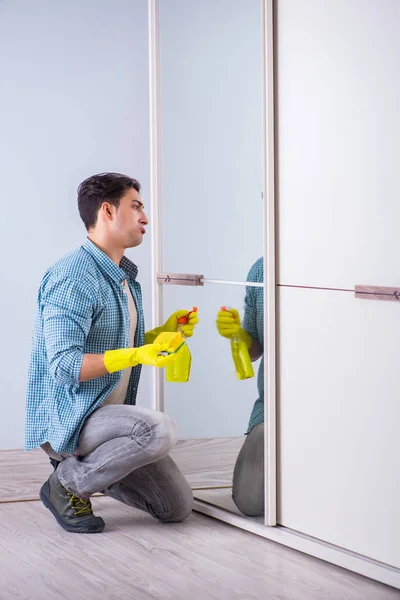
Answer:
[
  {"xmin": 166, "ymin": 307, "xmax": 197, "ymax": 383},
  {"xmin": 221, "ymin": 306, "xmax": 254, "ymax": 381}
]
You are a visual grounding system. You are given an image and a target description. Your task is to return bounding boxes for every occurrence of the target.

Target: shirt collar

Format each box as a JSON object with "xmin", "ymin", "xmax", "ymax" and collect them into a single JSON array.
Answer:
[{"xmin": 82, "ymin": 238, "xmax": 138, "ymax": 284}]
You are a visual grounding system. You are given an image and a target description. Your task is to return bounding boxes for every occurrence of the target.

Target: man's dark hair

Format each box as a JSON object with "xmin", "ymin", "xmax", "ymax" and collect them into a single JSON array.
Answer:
[{"xmin": 78, "ymin": 172, "xmax": 141, "ymax": 230}]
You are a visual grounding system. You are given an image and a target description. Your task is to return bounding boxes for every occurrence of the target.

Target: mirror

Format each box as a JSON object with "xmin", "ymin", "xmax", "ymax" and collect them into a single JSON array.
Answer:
[
  {"xmin": 163, "ymin": 275, "xmax": 264, "ymax": 522},
  {"xmin": 157, "ymin": 0, "xmax": 265, "ymax": 520},
  {"xmin": 159, "ymin": 0, "xmax": 263, "ymax": 282}
]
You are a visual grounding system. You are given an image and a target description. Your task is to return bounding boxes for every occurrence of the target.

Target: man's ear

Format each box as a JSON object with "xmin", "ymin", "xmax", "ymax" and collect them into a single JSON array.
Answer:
[{"xmin": 100, "ymin": 202, "xmax": 115, "ymax": 221}]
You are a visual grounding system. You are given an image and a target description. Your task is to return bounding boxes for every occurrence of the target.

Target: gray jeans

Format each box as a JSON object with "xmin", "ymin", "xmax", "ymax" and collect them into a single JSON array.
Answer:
[
  {"xmin": 232, "ymin": 422, "xmax": 264, "ymax": 517},
  {"xmin": 47, "ymin": 405, "xmax": 193, "ymax": 523}
]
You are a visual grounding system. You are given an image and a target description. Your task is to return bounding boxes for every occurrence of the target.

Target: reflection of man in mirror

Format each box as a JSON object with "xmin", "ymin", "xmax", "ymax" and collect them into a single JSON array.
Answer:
[{"xmin": 217, "ymin": 257, "xmax": 264, "ymax": 516}]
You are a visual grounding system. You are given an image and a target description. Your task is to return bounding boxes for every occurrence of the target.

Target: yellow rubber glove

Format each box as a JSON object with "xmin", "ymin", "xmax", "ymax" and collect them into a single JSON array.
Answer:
[
  {"xmin": 145, "ymin": 308, "xmax": 199, "ymax": 344},
  {"xmin": 104, "ymin": 336, "xmax": 182, "ymax": 374},
  {"xmin": 216, "ymin": 307, "xmax": 252, "ymax": 349}
]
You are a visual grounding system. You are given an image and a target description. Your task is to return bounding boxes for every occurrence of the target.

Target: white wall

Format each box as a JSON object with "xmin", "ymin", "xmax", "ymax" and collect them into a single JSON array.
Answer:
[
  {"xmin": 158, "ymin": 0, "xmax": 263, "ymax": 437},
  {"xmin": 0, "ymin": 0, "xmax": 263, "ymax": 447},
  {"xmin": 0, "ymin": 0, "xmax": 152, "ymax": 449}
]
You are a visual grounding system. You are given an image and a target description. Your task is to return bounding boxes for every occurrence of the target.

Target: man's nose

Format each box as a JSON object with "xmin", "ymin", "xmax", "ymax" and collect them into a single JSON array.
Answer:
[{"xmin": 141, "ymin": 211, "xmax": 149, "ymax": 225}]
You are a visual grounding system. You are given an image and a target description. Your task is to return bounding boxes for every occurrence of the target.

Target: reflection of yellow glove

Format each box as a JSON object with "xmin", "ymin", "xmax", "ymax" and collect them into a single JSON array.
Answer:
[
  {"xmin": 216, "ymin": 307, "xmax": 252, "ymax": 349},
  {"xmin": 104, "ymin": 334, "xmax": 183, "ymax": 373},
  {"xmin": 145, "ymin": 308, "xmax": 199, "ymax": 344}
]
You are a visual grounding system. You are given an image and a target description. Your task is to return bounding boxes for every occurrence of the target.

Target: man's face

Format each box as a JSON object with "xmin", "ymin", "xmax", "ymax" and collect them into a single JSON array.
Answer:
[{"xmin": 112, "ymin": 188, "xmax": 149, "ymax": 248}]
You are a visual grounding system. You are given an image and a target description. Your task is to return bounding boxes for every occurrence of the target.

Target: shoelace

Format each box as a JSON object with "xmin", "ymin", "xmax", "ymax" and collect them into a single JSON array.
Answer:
[{"xmin": 67, "ymin": 492, "xmax": 94, "ymax": 517}]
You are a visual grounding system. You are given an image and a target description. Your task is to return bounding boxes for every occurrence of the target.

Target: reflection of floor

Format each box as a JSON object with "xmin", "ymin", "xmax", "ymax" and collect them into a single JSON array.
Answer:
[
  {"xmin": 171, "ymin": 437, "xmax": 244, "ymax": 489},
  {"xmin": 193, "ymin": 488, "xmax": 264, "ymax": 524},
  {"xmin": 0, "ymin": 437, "xmax": 244, "ymax": 503}
]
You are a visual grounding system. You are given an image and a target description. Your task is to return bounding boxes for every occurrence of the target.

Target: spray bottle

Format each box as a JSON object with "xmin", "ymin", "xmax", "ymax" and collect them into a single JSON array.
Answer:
[
  {"xmin": 166, "ymin": 307, "xmax": 198, "ymax": 383},
  {"xmin": 221, "ymin": 306, "xmax": 254, "ymax": 380}
]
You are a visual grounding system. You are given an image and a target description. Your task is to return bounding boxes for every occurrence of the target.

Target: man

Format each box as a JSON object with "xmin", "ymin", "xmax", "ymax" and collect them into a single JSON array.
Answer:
[
  {"xmin": 26, "ymin": 172, "xmax": 198, "ymax": 533},
  {"xmin": 216, "ymin": 257, "xmax": 264, "ymax": 516}
]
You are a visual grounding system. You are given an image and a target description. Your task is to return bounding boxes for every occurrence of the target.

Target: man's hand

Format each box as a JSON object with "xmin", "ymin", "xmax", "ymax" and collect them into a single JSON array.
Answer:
[
  {"xmin": 145, "ymin": 308, "xmax": 199, "ymax": 343},
  {"xmin": 163, "ymin": 309, "xmax": 199, "ymax": 338},
  {"xmin": 104, "ymin": 342, "xmax": 178, "ymax": 373},
  {"xmin": 216, "ymin": 307, "xmax": 252, "ymax": 348}
]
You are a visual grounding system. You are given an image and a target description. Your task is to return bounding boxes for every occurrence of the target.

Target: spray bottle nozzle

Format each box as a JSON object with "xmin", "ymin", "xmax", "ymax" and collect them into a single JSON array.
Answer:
[{"xmin": 177, "ymin": 306, "xmax": 198, "ymax": 325}]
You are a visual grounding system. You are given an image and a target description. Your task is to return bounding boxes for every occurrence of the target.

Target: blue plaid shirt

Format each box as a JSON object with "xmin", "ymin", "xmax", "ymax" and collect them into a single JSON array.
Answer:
[
  {"xmin": 242, "ymin": 257, "xmax": 264, "ymax": 433},
  {"xmin": 25, "ymin": 239, "xmax": 145, "ymax": 454}
]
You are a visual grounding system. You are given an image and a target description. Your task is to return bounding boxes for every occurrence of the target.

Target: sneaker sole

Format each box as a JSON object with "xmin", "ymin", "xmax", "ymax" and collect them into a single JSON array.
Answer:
[{"xmin": 40, "ymin": 481, "xmax": 105, "ymax": 534}]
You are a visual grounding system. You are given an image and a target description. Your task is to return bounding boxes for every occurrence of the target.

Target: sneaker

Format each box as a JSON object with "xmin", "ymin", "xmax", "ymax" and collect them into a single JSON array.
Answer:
[{"xmin": 40, "ymin": 471, "xmax": 105, "ymax": 533}]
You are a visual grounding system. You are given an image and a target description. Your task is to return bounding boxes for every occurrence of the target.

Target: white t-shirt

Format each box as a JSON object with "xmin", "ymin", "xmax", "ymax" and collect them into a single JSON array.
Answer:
[{"xmin": 102, "ymin": 279, "xmax": 138, "ymax": 406}]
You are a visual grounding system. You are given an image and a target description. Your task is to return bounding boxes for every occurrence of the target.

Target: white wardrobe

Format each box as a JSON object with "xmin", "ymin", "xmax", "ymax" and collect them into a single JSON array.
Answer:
[{"xmin": 275, "ymin": 0, "xmax": 400, "ymax": 571}]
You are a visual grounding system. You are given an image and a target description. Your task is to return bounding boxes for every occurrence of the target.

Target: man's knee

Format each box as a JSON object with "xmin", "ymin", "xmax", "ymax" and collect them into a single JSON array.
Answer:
[
  {"xmin": 232, "ymin": 422, "xmax": 264, "ymax": 517},
  {"xmin": 150, "ymin": 412, "xmax": 179, "ymax": 460},
  {"xmin": 159, "ymin": 485, "xmax": 193, "ymax": 523},
  {"xmin": 232, "ymin": 487, "xmax": 264, "ymax": 517}
]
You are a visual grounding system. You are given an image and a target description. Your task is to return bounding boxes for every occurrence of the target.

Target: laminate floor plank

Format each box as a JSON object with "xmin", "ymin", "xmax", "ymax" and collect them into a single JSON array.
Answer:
[
  {"xmin": 0, "ymin": 448, "xmax": 52, "ymax": 502},
  {"xmin": 0, "ymin": 498, "xmax": 397, "ymax": 600}
]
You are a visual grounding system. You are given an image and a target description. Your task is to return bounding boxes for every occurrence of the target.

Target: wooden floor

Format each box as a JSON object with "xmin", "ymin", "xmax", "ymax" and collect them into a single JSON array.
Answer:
[
  {"xmin": 0, "ymin": 497, "xmax": 398, "ymax": 600},
  {"xmin": 0, "ymin": 443, "xmax": 398, "ymax": 599}
]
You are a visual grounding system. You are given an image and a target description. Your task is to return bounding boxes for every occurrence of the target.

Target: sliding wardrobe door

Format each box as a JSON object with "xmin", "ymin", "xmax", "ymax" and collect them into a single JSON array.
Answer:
[{"xmin": 275, "ymin": 0, "xmax": 400, "ymax": 568}]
